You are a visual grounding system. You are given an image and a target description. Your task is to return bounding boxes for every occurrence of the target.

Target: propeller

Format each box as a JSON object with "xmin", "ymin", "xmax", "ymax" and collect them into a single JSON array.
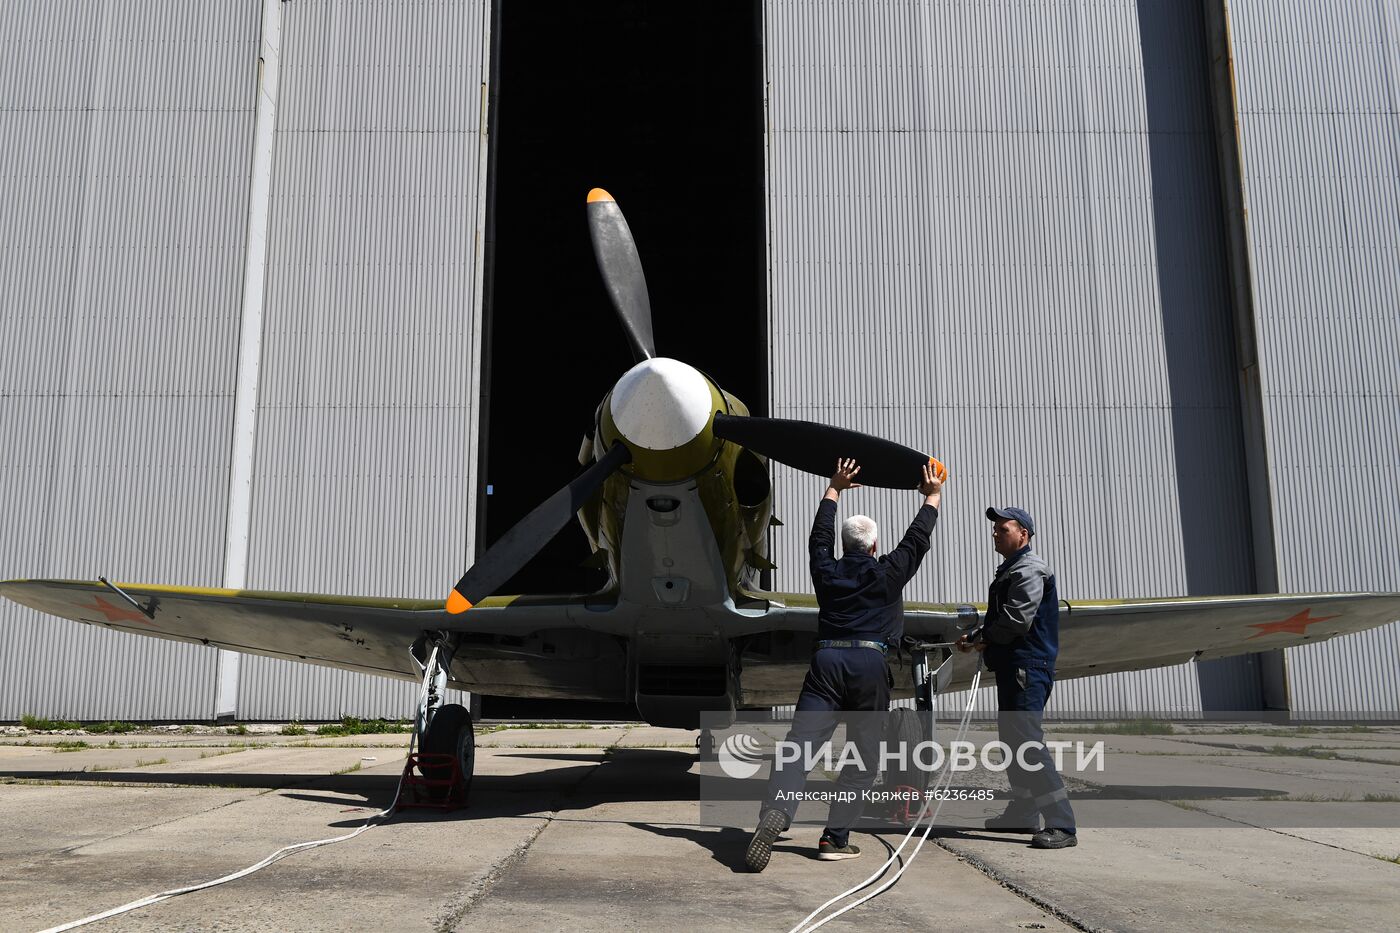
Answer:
[
  {"xmin": 446, "ymin": 443, "xmax": 631, "ymax": 614},
  {"xmin": 447, "ymin": 189, "xmax": 948, "ymax": 613},
  {"xmin": 586, "ymin": 188, "xmax": 655, "ymax": 362},
  {"xmin": 712, "ymin": 414, "xmax": 947, "ymax": 489}
]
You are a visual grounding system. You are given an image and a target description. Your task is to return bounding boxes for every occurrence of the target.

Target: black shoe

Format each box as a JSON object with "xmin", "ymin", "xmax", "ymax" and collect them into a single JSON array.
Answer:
[
  {"xmin": 1031, "ymin": 828, "xmax": 1078, "ymax": 849},
  {"xmin": 984, "ymin": 809, "xmax": 1041, "ymax": 834},
  {"xmin": 817, "ymin": 836, "xmax": 862, "ymax": 861},
  {"xmin": 745, "ymin": 809, "xmax": 788, "ymax": 872}
]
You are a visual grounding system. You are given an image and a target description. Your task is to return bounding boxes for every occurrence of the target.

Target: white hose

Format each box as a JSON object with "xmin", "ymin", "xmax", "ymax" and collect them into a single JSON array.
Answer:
[
  {"xmin": 37, "ymin": 647, "xmax": 441, "ymax": 933},
  {"xmin": 788, "ymin": 660, "xmax": 985, "ymax": 933}
]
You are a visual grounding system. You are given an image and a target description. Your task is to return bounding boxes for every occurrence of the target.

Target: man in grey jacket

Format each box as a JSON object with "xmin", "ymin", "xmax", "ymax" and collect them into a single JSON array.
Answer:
[{"xmin": 958, "ymin": 506, "xmax": 1077, "ymax": 849}]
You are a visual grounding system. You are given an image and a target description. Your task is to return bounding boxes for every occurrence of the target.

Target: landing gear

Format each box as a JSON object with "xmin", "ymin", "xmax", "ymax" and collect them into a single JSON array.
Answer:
[
  {"xmin": 878, "ymin": 638, "xmax": 956, "ymax": 825},
  {"xmin": 697, "ymin": 728, "xmax": 717, "ymax": 761},
  {"xmin": 882, "ymin": 708, "xmax": 929, "ymax": 799},
  {"xmin": 421, "ymin": 702, "xmax": 475, "ymax": 801},
  {"xmin": 401, "ymin": 634, "xmax": 473, "ymax": 807}
]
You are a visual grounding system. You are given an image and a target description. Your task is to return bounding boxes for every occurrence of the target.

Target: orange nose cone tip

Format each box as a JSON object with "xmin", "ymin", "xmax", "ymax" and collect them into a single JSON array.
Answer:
[
  {"xmin": 587, "ymin": 188, "xmax": 614, "ymax": 203},
  {"xmin": 929, "ymin": 457, "xmax": 948, "ymax": 483},
  {"xmin": 445, "ymin": 590, "xmax": 473, "ymax": 615}
]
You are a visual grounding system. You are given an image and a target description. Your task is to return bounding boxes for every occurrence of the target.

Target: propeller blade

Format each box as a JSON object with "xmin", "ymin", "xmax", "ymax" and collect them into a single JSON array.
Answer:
[
  {"xmin": 446, "ymin": 443, "xmax": 632, "ymax": 613},
  {"xmin": 712, "ymin": 414, "xmax": 947, "ymax": 489},
  {"xmin": 586, "ymin": 188, "xmax": 655, "ymax": 361}
]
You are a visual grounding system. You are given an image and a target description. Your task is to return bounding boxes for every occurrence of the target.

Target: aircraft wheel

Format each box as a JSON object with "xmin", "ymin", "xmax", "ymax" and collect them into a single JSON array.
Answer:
[
  {"xmin": 697, "ymin": 728, "xmax": 717, "ymax": 761},
  {"xmin": 421, "ymin": 703, "xmax": 474, "ymax": 800},
  {"xmin": 882, "ymin": 708, "xmax": 930, "ymax": 797}
]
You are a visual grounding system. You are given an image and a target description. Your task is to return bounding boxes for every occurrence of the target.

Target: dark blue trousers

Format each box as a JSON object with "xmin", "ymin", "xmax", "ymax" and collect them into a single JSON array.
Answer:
[
  {"xmin": 763, "ymin": 648, "xmax": 890, "ymax": 846},
  {"xmin": 994, "ymin": 664, "xmax": 1076, "ymax": 833}
]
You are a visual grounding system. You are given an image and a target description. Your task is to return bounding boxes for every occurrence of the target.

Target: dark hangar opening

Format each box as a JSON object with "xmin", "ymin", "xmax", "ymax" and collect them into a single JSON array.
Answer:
[{"xmin": 477, "ymin": 2, "xmax": 766, "ymax": 720}]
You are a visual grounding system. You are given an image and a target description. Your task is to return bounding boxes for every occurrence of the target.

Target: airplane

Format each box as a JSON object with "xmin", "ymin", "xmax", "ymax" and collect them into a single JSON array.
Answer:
[{"xmin": 4, "ymin": 189, "xmax": 1399, "ymax": 794}]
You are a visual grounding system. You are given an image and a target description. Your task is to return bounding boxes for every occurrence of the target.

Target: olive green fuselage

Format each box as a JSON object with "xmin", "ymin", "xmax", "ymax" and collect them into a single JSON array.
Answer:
[{"xmin": 576, "ymin": 378, "xmax": 772, "ymax": 599}]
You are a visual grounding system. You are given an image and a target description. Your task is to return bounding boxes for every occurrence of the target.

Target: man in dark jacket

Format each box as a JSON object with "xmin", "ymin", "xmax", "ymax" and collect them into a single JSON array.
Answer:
[
  {"xmin": 959, "ymin": 506, "xmax": 1077, "ymax": 849},
  {"xmin": 745, "ymin": 458, "xmax": 944, "ymax": 872}
]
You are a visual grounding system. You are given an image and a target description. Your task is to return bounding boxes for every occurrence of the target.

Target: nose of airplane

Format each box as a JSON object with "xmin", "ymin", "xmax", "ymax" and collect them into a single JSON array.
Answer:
[{"xmin": 609, "ymin": 358, "xmax": 715, "ymax": 452}]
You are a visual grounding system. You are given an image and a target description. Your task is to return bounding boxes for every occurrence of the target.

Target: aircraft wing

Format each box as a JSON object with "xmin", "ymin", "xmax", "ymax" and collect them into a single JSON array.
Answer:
[
  {"xmin": 1051, "ymin": 592, "xmax": 1400, "ymax": 681},
  {"xmin": 750, "ymin": 590, "xmax": 1400, "ymax": 693},
  {"xmin": 0, "ymin": 579, "xmax": 622, "ymax": 699}
]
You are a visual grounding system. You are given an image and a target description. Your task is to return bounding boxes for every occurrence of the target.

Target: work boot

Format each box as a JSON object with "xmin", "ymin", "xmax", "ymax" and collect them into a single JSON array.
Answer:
[
  {"xmin": 817, "ymin": 835, "xmax": 862, "ymax": 861},
  {"xmin": 1031, "ymin": 828, "xmax": 1078, "ymax": 849},
  {"xmin": 745, "ymin": 809, "xmax": 788, "ymax": 872},
  {"xmin": 984, "ymin": 805, "xmax": 1041, "ymax": 834}
]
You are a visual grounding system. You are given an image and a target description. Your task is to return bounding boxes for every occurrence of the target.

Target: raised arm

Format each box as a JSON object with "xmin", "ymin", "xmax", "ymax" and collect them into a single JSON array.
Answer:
[
  {"xmin": 810, "ymin": 458, "xmax": 860, "ymax": 580},
  {"xmin": 881, "ymin": 462, "xmax": 945, "ymax": 587}
]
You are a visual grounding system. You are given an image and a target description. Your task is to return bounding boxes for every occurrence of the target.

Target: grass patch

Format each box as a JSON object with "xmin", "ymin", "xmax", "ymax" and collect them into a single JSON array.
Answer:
[
  {"xmin": 20, "ymin": 717, "xmax": 141, "ymax": 734},
  {"xmin": 1168, "ymin": 799, "xmax": 1209, "ymax": 813},
  {"xmin": 134, "ymin": 757, "xmax": 169, "ymax": 768},
  {"xmin": 280, "ymin": 723, "xmax": 307, "ymax": 736},
  {"xmin": 1062, "ymin": 719, "xmax": 1175, "ymax": 736},
  {"xmin": 1363, "ymin": 793, "xmax": 1400, "ymax": 802},
  {"xmin": 1268, "ymin": 745, "xmax": 1341, "ymax": 760},
  {"xmin": 332, "ymin": 761, "xmax": 364, "ymax": 775},
  {"xmin": 53, "ymin": 741, "xmax": 89, "ymax": 752},
  {"xmin": 86, "ymin": 721, "xmax": 140, "ymax": 734},
  {"xmin": 198, "ymin": 747, "xmax": 247, "ymax": 760},
  {"xmin": 226, "ymin": 724, "xmax": 249, "ymax": 736},
  {"xmin": 1274, "ymin": 792, "xmax": 1353, "ymax": 802},
  {"xmin": 314, "ymin": 717, "xmax": 411, "ymax": 737},
  {"xmin": 1378, "ymin": 854, "xmax": 1400, "ymax": 864},
  {"xmin": 1214, "ymin": 725, "xmax": 1380, "ymax": 738},
  {"xmin": 21, "ymin": 715, "xmax": 82, "ymax": 731},
  {"xmin": 486, "ymin": 722, "xmax": 612, "ymax": 730}
]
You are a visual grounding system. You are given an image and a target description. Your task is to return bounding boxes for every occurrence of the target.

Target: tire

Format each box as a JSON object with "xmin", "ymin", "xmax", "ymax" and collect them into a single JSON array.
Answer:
[
  {"xmin": 421, "ymin": 703, "xmax": 474, "ymax": 800},
  {"xmin": 881, "ymin": 707, "xmax": 931, "ymax": 797},
  {"xmin": 697, "ymin": 730, "xmax": 716, "ymax": 761}
]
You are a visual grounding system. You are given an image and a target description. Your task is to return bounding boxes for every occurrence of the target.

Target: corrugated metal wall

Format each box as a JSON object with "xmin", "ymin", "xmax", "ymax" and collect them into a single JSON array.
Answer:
[
  {"xmin": 1228, "ymin": 0, "xmax": 1400, "ymax": 718},
  {"xmin": 236, "ymin": 0, "xmax": 491, "ymax": 720},
  {"xmin": 0, "ymin": 0, "xmax": 488, "ymax": 722},
  {"xmin": 3, "ymin": 1, "xmax": 1394, "ymax": 722},
  {"xmin": 0, "ymin": 2, "xmax": 260, "ymax": 720},
  {"xmin": 761, "ymin": 0, "xmax": 1261, "ymax": 716}
]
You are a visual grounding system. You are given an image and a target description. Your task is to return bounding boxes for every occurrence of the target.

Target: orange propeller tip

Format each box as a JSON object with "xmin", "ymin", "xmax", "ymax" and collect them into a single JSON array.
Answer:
[
  {"xmin": 587, "ymin": 187, "xmax": 614, "ymax": 203},
  {"xmin": 445, "ymin": 590, "xmax": 472, "ymax": 615},
  {"xmin": 928, "ymin": 457, "xmax": 948, "ymax": 483}
]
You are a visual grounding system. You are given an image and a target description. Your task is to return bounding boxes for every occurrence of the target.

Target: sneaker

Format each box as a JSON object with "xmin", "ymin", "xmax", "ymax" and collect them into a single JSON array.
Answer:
[
  {"xmin": 1031, "ymin": 828, "xmax": 1078, "ymax": 849},
  {"xmin": 984, "ymin": 809, "xmax": 1041, "ymax": 834},
  {"xmin": 745, "ymin": 809, "xmax": 788, "ymax": 872},
  {"xmin": 817, "ymin": 836, "xmax": 862, "ymax": 861}
]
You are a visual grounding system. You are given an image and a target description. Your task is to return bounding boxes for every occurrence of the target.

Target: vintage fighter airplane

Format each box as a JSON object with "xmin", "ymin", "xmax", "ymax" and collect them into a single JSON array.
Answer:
[{"xmin": 4, "ymin": 189, "xmax": 1398, "ymax": 791}]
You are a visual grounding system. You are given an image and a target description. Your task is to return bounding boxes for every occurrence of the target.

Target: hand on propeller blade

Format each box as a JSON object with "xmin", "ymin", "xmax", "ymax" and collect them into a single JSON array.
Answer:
[
  {"xmin": 713, "ymin": 414, "xmax": 947, "ymax": 490},
  {"xmin": 828, "ymin": 458, "xmax": 863, "ymax": 492},
  {"xmin": 918, "ymin": 460, "xmax": 945, "ymax": 509}
]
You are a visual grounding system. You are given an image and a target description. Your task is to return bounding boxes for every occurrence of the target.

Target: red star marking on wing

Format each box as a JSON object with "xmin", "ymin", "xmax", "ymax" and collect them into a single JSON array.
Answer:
[
  {"xmin": 84, "ymin": 595, "xmax": 156, "ymax": 627},
  {"xmin": 1247, "ymin": 607, "xmax": 1339, "ymax": 639}
]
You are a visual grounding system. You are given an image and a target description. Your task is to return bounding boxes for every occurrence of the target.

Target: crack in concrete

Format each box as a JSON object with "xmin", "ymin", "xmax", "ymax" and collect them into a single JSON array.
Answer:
[
  {"xmin": 932, "ymin": 839, "xmax": 1100, "ymax": 933},
  {"xmin": 432, "ymin": 816, "xmax": 554, "ymax": 933},
  {"xmin": 433, "ymin": 727, "xmax": 634, "ymax": 932}
]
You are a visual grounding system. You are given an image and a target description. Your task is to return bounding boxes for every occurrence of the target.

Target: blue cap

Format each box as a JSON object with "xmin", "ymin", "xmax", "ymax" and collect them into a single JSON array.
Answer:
[{"xmin": 986, "ymin": 506, "xmax": 1035, "ymax": 536}]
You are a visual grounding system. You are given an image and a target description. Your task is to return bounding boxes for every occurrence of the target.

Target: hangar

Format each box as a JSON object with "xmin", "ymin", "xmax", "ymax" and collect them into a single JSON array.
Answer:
[{"xmin": 2, "ymin": 0, "xmax": 1397, "ymax": 723}]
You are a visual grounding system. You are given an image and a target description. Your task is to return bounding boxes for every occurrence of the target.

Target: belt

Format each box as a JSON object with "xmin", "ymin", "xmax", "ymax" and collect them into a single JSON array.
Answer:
[{"xmin": 816, "ymin": 639, "xmax": 888, "ymax": 654}]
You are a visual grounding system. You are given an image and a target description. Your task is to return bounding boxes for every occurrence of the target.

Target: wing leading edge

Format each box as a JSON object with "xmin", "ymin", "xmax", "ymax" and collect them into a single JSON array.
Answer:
[
  {"xmin": 6, "ymin": 580, "xmax": 1398, "ymax": 705},
  {"xmin": 0, "ymin": 579, "xmax": 608, "ymax": 690},
  {"xmin": 752, "ymin": 590, "xmax": 1400, "ymax": 693}
]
